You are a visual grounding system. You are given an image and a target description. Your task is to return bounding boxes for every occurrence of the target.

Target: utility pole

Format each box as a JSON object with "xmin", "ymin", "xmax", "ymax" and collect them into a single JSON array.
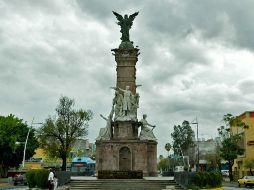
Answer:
[
  {"xmin": 191, "ymin": 117, "xmax": 199, "ymax": 171},
  {"xmin": 19, "ymin": 118, "xmax": 43, "ymax": 169}
]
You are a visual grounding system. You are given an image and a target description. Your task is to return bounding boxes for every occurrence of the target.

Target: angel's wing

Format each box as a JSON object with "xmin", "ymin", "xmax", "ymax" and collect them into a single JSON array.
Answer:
[
  {"xmin": 112, "ymin": 11, "xmax": 123, "ymax": 21},
  {"xmin": 129, "ymin": 12, "xmax": 139, "ymax": 22}
]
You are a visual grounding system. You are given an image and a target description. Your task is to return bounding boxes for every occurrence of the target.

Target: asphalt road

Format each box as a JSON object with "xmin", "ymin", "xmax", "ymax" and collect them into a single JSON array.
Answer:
[{"xmin": 224, "ymin": 185, "xmax": 254, "ymax": 190}]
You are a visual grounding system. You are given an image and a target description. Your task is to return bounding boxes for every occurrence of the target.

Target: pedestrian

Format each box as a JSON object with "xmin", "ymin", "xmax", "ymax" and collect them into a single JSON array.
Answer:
[{"xmin": 48, "ymin": 168, "xmax": 54, "ymax": 190}]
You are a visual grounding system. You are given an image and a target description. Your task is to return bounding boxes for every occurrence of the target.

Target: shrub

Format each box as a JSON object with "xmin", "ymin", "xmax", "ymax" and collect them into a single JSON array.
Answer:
[
  {"xmin": 192, "ymin": 171, "xmax": 222, "ymax": 188},
  {"xmin": 203, "ymin": 172, "xmax": 210, "ymax": 187},
  {"xmin": 35, "ymin": 169, "xmax": 49, "ymax": 188},
  {"xmin": 214, "ymin": 172, "xmax": 222, "ymax": 187},
  {"xmin": 26, "ymin": 170, "xmax": 37, "ymax": 188},
  {"xmin": 26, "ymin": 169, "xmax": 49, "ymax": 188},
  {"xmin": 192, "ymin": 172, "xmax": 200, "ymax": 186},
  {"xmin": 209, "ymin": 172, "xmax": 217, "ymax": 187}
]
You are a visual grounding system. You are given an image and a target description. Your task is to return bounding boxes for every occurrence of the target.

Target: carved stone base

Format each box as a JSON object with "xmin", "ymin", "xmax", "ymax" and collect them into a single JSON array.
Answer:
[
  {"xmin": 119, "ymin": 41, "xmax": 134, "ymax": 49},
  {"xmin": 96, "ymin": 139, "xmax": 157, "ymax": 177},
  {"xmin": 112, "ymin": 121, "xmax": 140, "ymax": 140}
]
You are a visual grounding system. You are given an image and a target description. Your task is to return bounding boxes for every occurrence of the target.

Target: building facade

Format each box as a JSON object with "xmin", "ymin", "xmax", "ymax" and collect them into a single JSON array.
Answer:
[{"xmin": 231, "ymin": 111, "xmax": 254, "ymax": 178}]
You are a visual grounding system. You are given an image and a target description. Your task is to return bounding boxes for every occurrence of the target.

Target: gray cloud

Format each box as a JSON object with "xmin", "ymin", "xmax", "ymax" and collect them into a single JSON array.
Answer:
[{"xmin": 0, "ymin": 0, "xmax": 254, "ymax": 156}]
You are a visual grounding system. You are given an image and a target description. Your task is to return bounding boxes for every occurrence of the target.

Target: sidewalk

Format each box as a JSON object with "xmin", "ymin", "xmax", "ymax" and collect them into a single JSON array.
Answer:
[
  {"xmin": 0, "ymin": 177, "xmax": 69, "ymax": 190},
  {"xmin": 222, "ymin": 181, "xmax": 238, "ymax": 187},
  {"xmin": 70, "ymin": 176, "xmax": 174, "ymax": 180},
  {"xmin": 0, "ymin": 178, "xmax": 14, "ymax": 190},
  {"xmin": 1, "ymin": 176, "xmax": 174, "ymax": 189},
  {"xmin": 0, "ymin": 186, "xmax": 69, "ymax": 190}
]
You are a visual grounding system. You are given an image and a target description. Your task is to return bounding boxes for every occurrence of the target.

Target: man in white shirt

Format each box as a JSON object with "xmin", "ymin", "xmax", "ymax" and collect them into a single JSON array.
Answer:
[{"xmin": 48, "ymin": 169, "xmax": 54, "ymax": 190}]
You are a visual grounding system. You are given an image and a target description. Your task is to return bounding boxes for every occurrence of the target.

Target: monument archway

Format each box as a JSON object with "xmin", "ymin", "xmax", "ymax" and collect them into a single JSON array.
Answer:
[{"xmin": 119, "ymin": 147, "xmax": 131, "ymax": 170}]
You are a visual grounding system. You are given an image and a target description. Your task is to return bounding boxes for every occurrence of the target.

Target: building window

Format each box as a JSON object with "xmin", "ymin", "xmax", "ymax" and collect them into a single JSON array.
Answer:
[{"xmin": 247, "ymin": 141, "xmax": 254, "ymax": 146}]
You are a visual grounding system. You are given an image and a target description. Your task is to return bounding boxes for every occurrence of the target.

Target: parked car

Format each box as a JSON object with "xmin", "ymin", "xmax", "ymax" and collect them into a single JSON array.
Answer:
[
  {"xmin": 13, "ymin": 173, "xmax": 27, "ymax": 186},
  {"xmin": 174, "ymin": 166, "xmax": 184, "ymax": 172},
  {"xmin": 238, "ymin": 176, "xmax": 254, "ymax": 187},
  {"xmin": 221, "ymin": 170, "xmax": 229, "ymax": 177}
]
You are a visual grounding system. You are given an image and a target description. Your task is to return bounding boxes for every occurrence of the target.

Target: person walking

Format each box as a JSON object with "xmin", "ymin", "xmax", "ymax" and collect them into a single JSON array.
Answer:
[{"xmin": 48, "ymin": 169, "xmax": 54, "ymax": 190}]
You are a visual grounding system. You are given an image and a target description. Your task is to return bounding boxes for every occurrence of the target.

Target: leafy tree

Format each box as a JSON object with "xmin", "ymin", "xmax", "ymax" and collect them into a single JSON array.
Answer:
[
  {"xmin": 171, "ymin": 121, "xmax": 196, "ymax": 170},
  {"xmin": 38, "ymin": 96, "xmax": 93, "ymax": 171},
  {"xmin": 220, "ymin": 136, "xmax": 244, "ymax": 181},
  {"xmin": 157, "ymin": 156, "xmax": 169, "ymax": 172},
  {"xmin": 171, "ymin": 121, "xmax": 195, "ymax": 156},
  {"xmin": 244, "ymin": 159, "xmax": 254, "ymax": 176},
  {"xmin": 159, "ymin": 155, "xmax": 163, "ymax": 160},
  {"xmin": 204, "ymin": 151, "xmax": 221, "ymax": 172},
  {"xmin": 219, "ymin": 114, "xmax": 245, "ymax": 181},
  {"xmin": 90, "ymin": 153, "xmax": 96, "ymax": 160},
  {"xmin": 165, "ymin": 143, "xmax": 171, "ymax": 156},
  {"xmin": 0, "ymin": 115, "xmax": 38, "ymax": 177},
  {"xmin": 222, "ymin": 113, "xmax": 248, "ymax": 129}
]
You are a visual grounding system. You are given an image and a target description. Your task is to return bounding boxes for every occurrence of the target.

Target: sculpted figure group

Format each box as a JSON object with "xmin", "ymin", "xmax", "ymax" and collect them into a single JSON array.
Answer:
[
  {"xmin": 97, "ymin": 85, "xmax": 156, "ymax": 141},
  {"xmin": 111, "ymin": 86, "xmax": 139, "ymax": 121}
]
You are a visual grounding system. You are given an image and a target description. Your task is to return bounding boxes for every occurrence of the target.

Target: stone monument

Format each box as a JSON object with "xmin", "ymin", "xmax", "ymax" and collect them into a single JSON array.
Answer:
[{"xmin": 95, "ymin": 11, "xmax": 157, "ymax": 177}]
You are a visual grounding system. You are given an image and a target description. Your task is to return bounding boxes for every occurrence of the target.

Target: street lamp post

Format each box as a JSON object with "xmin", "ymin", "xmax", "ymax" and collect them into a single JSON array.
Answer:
[
  {"xmin": 16, "ymin": 119, "xmax": 43, "ymax": 169},
  {"xmin": 22, "ymin": 127, "xmax": 31, "ymax": 168},
  {"xmin": 191, "ymin": 117, "xmax": 199, "ymax": 171}
]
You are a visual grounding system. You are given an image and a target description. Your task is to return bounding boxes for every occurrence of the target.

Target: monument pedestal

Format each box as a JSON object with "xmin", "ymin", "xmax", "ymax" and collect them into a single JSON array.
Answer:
[
  {"xmin": 112, "ymin": 121, "xmax": 139, "ymax": 140},
  {"xmin": 96, "ymin": 139, "xmax": 157, "ymax": 176}
]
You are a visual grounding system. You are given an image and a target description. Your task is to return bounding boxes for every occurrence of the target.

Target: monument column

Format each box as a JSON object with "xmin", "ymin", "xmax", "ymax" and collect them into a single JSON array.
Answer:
[{"xmin": 111, "ymin": 48, "xmax": 140, "ymax": 94}]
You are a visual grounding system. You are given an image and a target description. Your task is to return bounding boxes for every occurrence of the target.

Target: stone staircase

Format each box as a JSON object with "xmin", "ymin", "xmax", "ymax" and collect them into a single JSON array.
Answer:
[{"xmin": 69, "ymin": 179, "xmax": 185, "ymax": 190}]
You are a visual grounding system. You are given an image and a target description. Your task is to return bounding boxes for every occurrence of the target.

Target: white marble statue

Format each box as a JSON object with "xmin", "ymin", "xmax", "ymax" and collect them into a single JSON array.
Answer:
[
  {"xmin": 112, "ymin": 86, "xmax": 132, "ymax": 116},
  {"xmin": 130, "ymin": 93, "xmax": 139, "ymax": 118},
  {"xmin": 96, "ymin": 107, "xmax": 114, "ymax": 141},
  {"xmin": 139, "ymin": 114, "xmax": 157, "ymax": 141},
  {"xmin": 112, "ymin": 91, "xmax": 124, "ymax": 120}
]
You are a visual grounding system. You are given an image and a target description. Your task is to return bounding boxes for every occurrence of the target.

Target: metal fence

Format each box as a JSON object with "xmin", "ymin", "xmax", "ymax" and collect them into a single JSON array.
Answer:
[
  {"xmin": 174, "ymin": 172, "xmax": 195, "ymax": 188},
  {"xmin": 54, "ymin": 171, "xmax": 71, "ymax": 186}
]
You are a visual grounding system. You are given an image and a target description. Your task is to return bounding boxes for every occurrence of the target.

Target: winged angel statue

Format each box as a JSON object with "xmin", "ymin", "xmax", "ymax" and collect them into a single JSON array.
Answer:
[{"xmin": 113, "ymin": 11, "xmax": 139, "ymax": 42}]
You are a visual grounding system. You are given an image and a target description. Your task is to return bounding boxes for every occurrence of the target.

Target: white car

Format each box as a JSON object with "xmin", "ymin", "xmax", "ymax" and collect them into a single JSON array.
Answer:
[
  {"xmin": 175, "ymin": 166, "xmax": 184, "ymax": 172},
  {"xmin": 221, "ymin": 170, "xmax": 229, "ymax": 177}
]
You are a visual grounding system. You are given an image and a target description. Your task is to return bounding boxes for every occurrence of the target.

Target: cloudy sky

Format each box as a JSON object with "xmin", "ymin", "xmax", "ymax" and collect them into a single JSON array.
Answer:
[{"xmin": 1, "ymin": 0, "xmax": 254, "ymax": 156}]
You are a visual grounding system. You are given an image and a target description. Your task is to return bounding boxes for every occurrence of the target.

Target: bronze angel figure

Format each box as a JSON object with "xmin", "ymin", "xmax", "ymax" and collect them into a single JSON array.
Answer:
[{"xmin": 112, "ymin": 11, "xmax": 139, "ymax": 42}]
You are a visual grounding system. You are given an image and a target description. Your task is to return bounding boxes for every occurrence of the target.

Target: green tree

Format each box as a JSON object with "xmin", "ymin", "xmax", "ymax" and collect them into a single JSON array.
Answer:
[
  {"xmin": 159, "ymin": 155, "xmax": 163, "ymax": 160},
  {"xmin": 171, "ymin": 121, "xmax": 195, "ymax": 156},
  {"xmin": 165, "ymin": 143, "xmax": 171, "ymax": 156},
  {"xmin": 222, "ymin": 113, "xmax": 248, "ymax": 129},
  {"xmin": 38, "ymin": 96, "xmax": 93, "ymax": 171},
  {"xmin": 244, "ymin": 159, "xmax": 254, "ymax": 176},
  {"xmin": 219, "ymin": 114, "xmax": 245, "ymax": 181},
  {"xmin": 90, "ymin": 153, "xmax": 96, "ymax": 160},
  {"xmin": 0, "ymin": 115, "xmax": 38, "ymax": 177},
  {"xmin": 204, "ymin": 150, "xmax": 221, "ymax": 172},
  {"xmin": 220, "ymin": 136, "xmax": 244, "ymax": 181},
  {"xmin": 157, "ymin": 156, "xmax": 170, "ymax": 172}
]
